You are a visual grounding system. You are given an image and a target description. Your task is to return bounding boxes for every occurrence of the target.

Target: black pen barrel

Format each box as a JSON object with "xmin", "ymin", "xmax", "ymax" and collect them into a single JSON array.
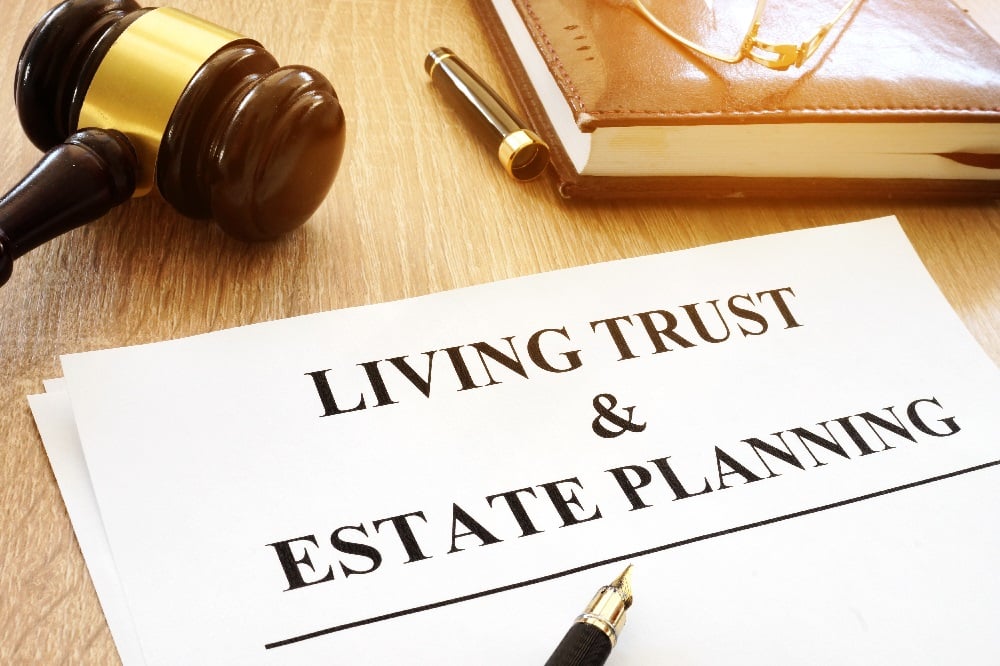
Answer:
[{"xmin": 544, "ymin": 622, "xmax": 614, "ymax": 666}]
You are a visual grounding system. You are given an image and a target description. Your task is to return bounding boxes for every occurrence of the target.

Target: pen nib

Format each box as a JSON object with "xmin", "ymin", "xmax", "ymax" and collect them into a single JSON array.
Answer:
[{"xmin": 610, "ymin": 564, "xmax": 634, "ymax": 609}]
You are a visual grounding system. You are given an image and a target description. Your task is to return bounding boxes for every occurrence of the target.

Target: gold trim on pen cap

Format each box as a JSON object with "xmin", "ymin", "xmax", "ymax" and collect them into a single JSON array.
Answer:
[
  {"xmin": 425, "ymin": 47, "xmax": 453, "ymax": 78},
  {"xmin": 78, "ymin": 8, "xmax": 247, "ymax": 196},
  {"xmin": 499, "ymin": 129, "xmax": 549, "ymax": 181}
]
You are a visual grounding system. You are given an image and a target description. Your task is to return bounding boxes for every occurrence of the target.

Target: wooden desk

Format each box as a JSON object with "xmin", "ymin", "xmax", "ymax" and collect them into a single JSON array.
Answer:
[{"xmin": 1, "ymin": 1, "xmax": 997, "ymax": 662}]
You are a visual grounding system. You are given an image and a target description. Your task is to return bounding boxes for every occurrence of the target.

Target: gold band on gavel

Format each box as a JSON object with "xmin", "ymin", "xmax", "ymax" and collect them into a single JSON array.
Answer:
[{"xmin": 78, "ymin": 8, "xmax": 247, "ymax": 196}]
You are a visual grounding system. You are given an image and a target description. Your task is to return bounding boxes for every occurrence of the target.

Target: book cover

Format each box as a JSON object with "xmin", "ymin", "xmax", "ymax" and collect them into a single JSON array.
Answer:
[{"xmin": 473, "ymin": 0, "xmax": 1000, "ymax": 198}]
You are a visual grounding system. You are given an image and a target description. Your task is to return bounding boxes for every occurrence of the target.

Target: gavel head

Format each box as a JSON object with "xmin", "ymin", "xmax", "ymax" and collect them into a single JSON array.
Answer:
[{"xmin": 15, "ymin": 0, "xmax": 347, "ymax": 241}]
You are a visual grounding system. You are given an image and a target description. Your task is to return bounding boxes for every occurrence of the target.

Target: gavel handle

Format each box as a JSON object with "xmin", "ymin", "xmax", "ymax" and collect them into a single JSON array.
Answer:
[{"xmin": 0, "ymin": 128, "xmax": 138, "ymax": 287}]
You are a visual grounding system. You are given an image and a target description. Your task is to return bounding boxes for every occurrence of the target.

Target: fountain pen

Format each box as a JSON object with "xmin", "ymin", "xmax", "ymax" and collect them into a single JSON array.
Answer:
[{"xmin": 544, "ymin": 565, "xmax": 634, "ymax": 666}]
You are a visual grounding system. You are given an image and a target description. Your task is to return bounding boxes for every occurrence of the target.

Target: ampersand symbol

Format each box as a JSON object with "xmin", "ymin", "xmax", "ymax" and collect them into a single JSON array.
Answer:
[{"xmin": 591, "ymin": 393, "xmax": 647, "ymax": 439}]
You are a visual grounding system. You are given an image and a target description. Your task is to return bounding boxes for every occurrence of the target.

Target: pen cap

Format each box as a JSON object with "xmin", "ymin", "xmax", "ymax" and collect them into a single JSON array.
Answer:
[
  {"xmin": 425, "ymin": 47, "xmax": 548, "ymax": 181},
  {"xmin": 14, "ymin": 0, "xmax": 346, "ymax": 241}
]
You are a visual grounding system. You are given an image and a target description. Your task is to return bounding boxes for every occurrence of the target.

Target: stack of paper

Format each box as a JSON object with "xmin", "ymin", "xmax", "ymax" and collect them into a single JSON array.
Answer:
[{"xmin": 30, "ymin": 217, "xmax": 1000, "ymax": 665}]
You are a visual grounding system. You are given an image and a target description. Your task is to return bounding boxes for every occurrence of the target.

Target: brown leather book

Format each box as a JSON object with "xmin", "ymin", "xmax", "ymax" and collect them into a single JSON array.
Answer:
[{"xmin": 471, "ymin": 0, "xmax": 1000, "ymax": 198}]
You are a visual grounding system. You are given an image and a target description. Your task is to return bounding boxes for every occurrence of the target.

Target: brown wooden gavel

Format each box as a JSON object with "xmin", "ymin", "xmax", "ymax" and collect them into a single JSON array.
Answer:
[{"xmin": 0, "ymin": 0, "xmax": 347, "ymax": 286}]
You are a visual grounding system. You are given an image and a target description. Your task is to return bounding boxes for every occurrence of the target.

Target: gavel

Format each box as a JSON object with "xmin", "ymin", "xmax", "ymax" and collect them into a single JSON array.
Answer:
[{"xmin": 0, "ymin": 0, "xmax": 347, "ymax": 286}]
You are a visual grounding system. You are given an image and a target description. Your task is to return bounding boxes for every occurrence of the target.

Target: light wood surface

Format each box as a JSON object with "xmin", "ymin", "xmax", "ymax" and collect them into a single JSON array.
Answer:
[{"xmin": 1, "ymin": 1, "xmax": 997, "ymax": 663}]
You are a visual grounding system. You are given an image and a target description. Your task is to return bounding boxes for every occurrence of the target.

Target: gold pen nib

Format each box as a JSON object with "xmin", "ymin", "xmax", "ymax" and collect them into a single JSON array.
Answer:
[
  {"xmin": 610, "ymin": 564, "xmax": 634, "ymax": 609},
  {"xmin": 574, "ymin": 565, "xmax": 635, "ymax": 648},
  {"xmin": 546, "ymin": 565, "xmax": 636, "ymax": 664}
]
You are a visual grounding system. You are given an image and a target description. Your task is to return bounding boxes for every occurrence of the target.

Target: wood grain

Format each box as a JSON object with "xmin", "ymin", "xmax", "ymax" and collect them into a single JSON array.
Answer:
[{"xmin": 1, "ymin": 1, "xmax": 997, "ymax": 663}]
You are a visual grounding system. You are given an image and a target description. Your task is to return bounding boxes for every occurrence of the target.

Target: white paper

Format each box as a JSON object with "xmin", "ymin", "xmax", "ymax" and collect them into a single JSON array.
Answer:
[
  {"xmin": 27, "ymin": 389, "xmax": 146, "ymax": 665},
  {"xmin": 31, "ymin": 217, "xmax": 1000, "ymax": 665}
]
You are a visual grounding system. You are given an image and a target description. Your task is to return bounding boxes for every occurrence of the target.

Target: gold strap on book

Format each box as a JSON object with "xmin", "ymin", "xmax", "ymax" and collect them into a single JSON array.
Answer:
[{"xmin": 629, "ymin": 0, "xmax": 859, "ymax": 71}]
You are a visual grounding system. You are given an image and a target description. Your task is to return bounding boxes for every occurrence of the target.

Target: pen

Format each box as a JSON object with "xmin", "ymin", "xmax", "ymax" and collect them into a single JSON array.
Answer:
[
  {"xmin": 424, "ymin": 46, "xmax": 549, "ymax": 181},
  {"xmin": 544, "ymin": 565, "xmax": 634, "ymax": 666}
]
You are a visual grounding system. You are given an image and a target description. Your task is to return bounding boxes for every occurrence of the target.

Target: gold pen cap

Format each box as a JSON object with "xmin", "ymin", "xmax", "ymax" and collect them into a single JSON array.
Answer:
[{"xmin": 425, "ymin": 47, "xmax": 549, "ymax": 181}]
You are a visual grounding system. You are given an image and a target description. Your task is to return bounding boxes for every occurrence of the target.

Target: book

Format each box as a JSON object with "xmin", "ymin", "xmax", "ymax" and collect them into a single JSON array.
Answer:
[{"xmin": 472, "ymin": 0, "xmax": 1000, "ymax": 198}]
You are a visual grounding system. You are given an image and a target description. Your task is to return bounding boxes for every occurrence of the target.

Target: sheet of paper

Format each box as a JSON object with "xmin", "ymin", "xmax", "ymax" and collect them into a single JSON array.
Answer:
[
  {"xmin": 27, "ymin": 389, "xmax": 146, "ymax": 665},
  {"xmin": 31, "ymin": 216, "xmax": 1000, "ymax": 664}
]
